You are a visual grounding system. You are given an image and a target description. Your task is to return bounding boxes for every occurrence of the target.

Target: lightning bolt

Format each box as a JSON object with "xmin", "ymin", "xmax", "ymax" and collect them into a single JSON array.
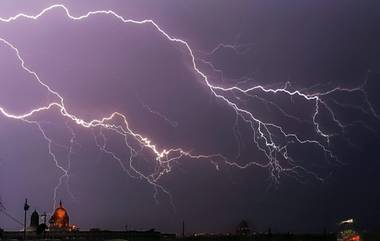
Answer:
[{"xmin": 0, "ymin": 4, "xmax": 377, "ymax": 209}]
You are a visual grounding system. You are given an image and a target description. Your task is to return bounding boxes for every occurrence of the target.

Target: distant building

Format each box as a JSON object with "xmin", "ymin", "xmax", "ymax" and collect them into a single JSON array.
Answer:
[
  {"xmin": 49, "ymin": 201, "xmax": 72, "ymax": 231},
  {"xmin": 236, "ymin": 220, "xmax": 250, "ymax": 236},
  {"xmin": 337, "ymin": 218, "xmax": 360, "ymax": 241},
  {"xmin": 30, "ymin": 210, "xmax": 39, "ymax": 229}
]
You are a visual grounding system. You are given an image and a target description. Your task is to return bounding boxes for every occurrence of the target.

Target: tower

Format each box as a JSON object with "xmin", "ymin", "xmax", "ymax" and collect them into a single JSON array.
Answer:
[{"xmin": 30, "ymin": 210, "xmax": 39, "ymax": 228}]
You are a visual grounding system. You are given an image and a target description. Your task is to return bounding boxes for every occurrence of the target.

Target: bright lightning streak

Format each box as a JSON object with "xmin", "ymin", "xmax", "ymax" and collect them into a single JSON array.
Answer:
[{"xmin": 0, "ymin": 4, "xmax": 377, "ymax": 208}]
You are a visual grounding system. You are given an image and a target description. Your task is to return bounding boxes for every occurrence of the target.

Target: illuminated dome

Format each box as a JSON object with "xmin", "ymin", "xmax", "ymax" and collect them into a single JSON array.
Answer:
[{"xmin": 49, "ymin": 201, "xmax": 70, "ymax": 229}]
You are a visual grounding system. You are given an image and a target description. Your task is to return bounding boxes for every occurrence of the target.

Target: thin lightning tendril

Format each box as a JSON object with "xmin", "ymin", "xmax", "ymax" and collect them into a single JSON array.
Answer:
[{"xmin": 0, "ymin": 5, "xmax": 377, "ymax": 208}]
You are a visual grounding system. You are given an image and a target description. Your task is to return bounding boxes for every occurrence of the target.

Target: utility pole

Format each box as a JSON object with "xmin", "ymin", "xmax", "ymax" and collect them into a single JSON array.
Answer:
[{"xmin": 23, "ymin": 199, "xmax": 30, "ymax": 240}]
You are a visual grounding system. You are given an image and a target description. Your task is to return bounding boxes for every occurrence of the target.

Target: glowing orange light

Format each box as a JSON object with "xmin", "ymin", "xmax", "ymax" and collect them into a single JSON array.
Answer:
[{"xmin": 351, "ymin": 235, "xmax": 360, "ymax": 241}]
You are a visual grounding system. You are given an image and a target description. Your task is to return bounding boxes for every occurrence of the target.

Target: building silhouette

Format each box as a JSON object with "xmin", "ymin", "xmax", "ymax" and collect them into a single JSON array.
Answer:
[
  {"xmin": 236, "ymin": 220, "xmax": 250, "ymax": 236},
  {"xmin": 49, "ymin": 201, "xmax": 70, "ymax": 230},
  {"xmin": 30, "ymin": 210, "xmax": 39, "ymax": 229}
]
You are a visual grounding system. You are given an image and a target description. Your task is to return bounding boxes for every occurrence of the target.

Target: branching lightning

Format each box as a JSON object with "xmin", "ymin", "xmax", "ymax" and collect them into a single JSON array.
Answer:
[{"xmin": 0, "ymin": 4, "xmax": 378, "ymax": 210}]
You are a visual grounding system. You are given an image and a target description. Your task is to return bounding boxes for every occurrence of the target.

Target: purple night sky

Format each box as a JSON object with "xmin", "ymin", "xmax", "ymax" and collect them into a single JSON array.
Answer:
[{"xmin": 0, "ymin": 0, "xmax": 380, "ymax": 234}]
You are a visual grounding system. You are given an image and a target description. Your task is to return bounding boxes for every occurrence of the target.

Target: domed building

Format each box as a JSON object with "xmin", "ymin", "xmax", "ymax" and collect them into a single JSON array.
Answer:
[{"xmin": 49, "ymin": 201, "xmax": 70, "ymax": 230}]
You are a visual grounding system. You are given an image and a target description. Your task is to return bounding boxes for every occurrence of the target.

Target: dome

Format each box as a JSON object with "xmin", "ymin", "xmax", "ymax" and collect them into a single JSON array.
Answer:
[{"xmin": 49, "ymin": 201, "xmax": 70, "ymax": 229}]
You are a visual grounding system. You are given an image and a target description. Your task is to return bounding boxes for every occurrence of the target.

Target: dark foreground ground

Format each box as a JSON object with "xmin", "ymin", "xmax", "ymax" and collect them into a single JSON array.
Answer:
[
  {"xmin": 184, "ymin": 233, "xmax": 380, "ymax": 241},
  {"xmin": 1, "ymin": 231, "xmax": 380, "ymax": 241}
]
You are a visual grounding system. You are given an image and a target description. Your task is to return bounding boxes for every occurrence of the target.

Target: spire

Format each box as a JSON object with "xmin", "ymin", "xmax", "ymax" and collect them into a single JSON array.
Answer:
[{"xmin": 59, "ymin": 200, "xmax": 62, "ymax": 207}]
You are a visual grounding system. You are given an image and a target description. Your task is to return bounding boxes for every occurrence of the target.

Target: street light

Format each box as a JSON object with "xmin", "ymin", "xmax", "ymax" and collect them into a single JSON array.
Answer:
[{"xmin": 23, "ymin": 199, "xmax": 30, "ymax": 240}]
